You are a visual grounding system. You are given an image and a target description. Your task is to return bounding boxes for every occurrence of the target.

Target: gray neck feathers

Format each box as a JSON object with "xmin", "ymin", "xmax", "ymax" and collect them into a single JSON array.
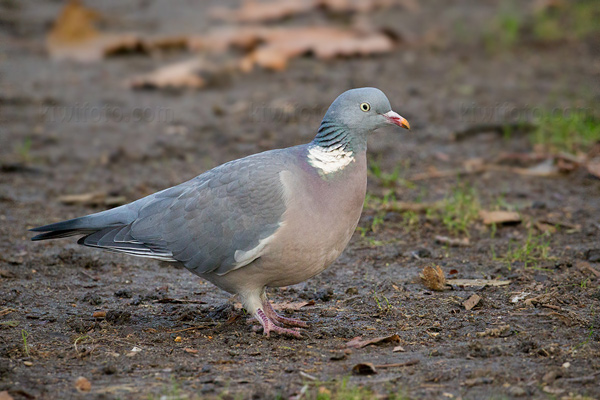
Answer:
[{"xmin": 311, "ymin": 119, "xmax": 367, "ymax": 153}]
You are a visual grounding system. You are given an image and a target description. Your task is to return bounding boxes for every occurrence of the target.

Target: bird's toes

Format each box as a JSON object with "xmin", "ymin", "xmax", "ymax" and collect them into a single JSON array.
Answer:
[{"xmin": 274, "ymin": 316, "xmax": 309, "ymax": 328}]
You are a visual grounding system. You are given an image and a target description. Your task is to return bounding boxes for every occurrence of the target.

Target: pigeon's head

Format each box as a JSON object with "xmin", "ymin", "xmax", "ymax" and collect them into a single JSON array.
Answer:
[{"xmin": 323, "ymin": 87, "xmax": 410, "ymax": 135}]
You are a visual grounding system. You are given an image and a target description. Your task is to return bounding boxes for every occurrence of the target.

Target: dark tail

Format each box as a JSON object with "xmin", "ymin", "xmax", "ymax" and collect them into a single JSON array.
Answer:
[
  {"xmin": 30, "ymin": 205, "xmax": 137, "ymax": 241},
  {"xmin": 30, "ymin": 217, "xmax": 98, "ymax": 241}
]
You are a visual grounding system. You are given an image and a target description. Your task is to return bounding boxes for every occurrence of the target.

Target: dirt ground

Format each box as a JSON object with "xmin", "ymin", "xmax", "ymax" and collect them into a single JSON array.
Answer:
[{"xmin": 1, "ymin": 0, "xmax": 600, "ymax": 399}]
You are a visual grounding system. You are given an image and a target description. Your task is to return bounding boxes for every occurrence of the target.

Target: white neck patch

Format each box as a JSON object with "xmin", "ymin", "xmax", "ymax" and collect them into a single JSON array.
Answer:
[{"xmin": 307, "ymin": 144, "xmax": 354, "ymax": 175}]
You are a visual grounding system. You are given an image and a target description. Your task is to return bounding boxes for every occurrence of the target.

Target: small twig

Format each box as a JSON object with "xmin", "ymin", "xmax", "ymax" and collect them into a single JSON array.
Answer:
[
  {"xmin": 165, "ymin": 325, "xmax": 212, "ymax": 334},
  {"xmin": 78, "ymin": 270, "xmax": 99, "ymax": 281},
  {"xmin": 154, "ymin": 298, "xmax": 206, "ymax": 304},
  {"xmin": 563, "ymin": 371, "xmax": 600, "ymax": 383},
  {"xmin": 299, "ymin": 371, "xmax": 317, "ymax": 381},
  {"xmin": 375, "ymin": 359, "xmax": 420, "ymax": 369},
  {"xmin": 0, "ymin": 308, "xmax": 16, "ymax": 317}
]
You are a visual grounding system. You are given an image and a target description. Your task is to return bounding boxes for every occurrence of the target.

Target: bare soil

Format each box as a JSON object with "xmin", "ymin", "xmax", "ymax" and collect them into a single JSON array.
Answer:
[{"xmin": 1, "ymin": 1, "xmax": 599, "ymax": 399}]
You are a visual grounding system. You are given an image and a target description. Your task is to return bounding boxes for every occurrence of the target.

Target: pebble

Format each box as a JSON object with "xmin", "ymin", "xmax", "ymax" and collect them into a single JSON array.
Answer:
[
  {"xmin": 507, "ymin": 386, "xmax": 526, "ymax": 397},
  {"xmin": 585, "ymin": 249, "xmax": 600, "ymax": 262}
]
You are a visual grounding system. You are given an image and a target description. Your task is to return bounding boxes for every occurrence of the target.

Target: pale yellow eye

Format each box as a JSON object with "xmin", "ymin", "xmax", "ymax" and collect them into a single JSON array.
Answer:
[{"xmin": 360, "ymin": 102, "xmax": 370, "ymax": 112}]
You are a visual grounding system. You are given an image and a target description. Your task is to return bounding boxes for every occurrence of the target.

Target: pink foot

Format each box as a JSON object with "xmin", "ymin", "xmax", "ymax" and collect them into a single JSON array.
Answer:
[
  {"xmin": 263, "ymin": 300, "xmax": 309, "ymax": 328},
  {"xmin": 255, "ymin": 309, "xmax": 303, "ymax": 338}
]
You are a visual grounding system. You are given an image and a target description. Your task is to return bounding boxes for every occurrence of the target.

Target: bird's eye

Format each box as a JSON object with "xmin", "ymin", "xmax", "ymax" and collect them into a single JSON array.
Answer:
[{"xmin": 360, "ymin": 102, "xmax": 370, "ymax": 112}]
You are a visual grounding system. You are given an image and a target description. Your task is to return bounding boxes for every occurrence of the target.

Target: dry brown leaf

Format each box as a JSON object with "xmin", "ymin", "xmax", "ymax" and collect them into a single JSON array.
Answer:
[
  {"xmin": 240, "ymin": 26, "xmax": 395, "ymax": 72},
  {"xmin": 210, "ymin": 0, "xmax": 413, "ymax": 23},
  {"xmin": 0, "ymin": 392, "xmax": 14, "ymax": 400},
  {"xmin": 75, "ymin": 376, "xmax": 92, "ymax": 392},
  {"xmin": 352, "ymin": 362, "xmax": 377, "ymax": 375},
  {"xmin": 271, "ymin": 300, "xmax": 315, "ymax": 311},
  {"xmin": 420, "ymin": 265, "xmax": 447, "ymax": 291},
  {"xmin": 211, "ymin": 0, "xmax": 315, "ymax": 23},
  {"xmin": 586, "ymin": 160, "xmax": 600, "ymax": 179},
  {"xmin": 346, "ymin": 333, "xmax": 400, "ymax": 348},
  {"xmin": 463, "ymin": 294, "xmax": 481, "ymax": 311},
  {"xmin": 183, "ymin": 347, "xmax": 199, "ymax": 354},
  {"xmin": 128, "ymin": 58, "xmax": 210, "ymax": 90},
  {"xmin": 479, "ymin": 210, "xmax": 521, "ymax": 225},
  {"xmin": 434, "ymin": 235, "xmax": 470, "ymax": 247},
  {"xmin": 46, "ymin": 0, "xmax": 142, "ymax": 62},
  {"xmin": 447, "ymin": 279, "xmax": 511, "ymax": 287}
]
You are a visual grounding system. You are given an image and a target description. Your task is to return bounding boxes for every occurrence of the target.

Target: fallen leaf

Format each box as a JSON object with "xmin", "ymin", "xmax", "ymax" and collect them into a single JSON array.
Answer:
[
  {"xmin": 128, "ymin": 58, "xmax": 218, "ymax": 90},
  {"xmin": 392, "ymin": 345, "xmax": 405, "ymax": 352},
  {"xmin": 271, "ymin": 300, "xmax": 315, "ymax": 311},
  {"xmin": 46, "ymin": 0, "xmax": 142, "ymax": 62},
  {"xmin": 447, "ymin": 279, "xmax": 510, "ymax": 287},
  {"xmin": 434, "ymin": 235, "xmax": 470, "ymax": 247},
  {"xmin": 210, "ymin": 0, "xmax": 412, "ymax": 23},
  {"xmin": 92, "ymin": 311, "xmax": 106, "ymax": 319},
  {"xmin": 183, "ymin": 347, "xmax": 198, "ymax": 354},
  {"xmin": 239, "ymin": 26, "xmax": 396, "ymax": 72},
  {"xmin": 586, "ymin": 160, "xmax": 600, "ymax": 179},
  {"xmin": 0, "ymin": 320, "xmax": 20, "ymax": 327},
  {"xmin": 346, "ymin": 333, "xmax": 400, "ymax": 348},
  {"xmin": 479, "ymin": 210, "xmax": 521, "ymax": 225},
  {"xmin": 210, "ymin": 0, "xmax": 315, "ymax": 23},
  {"xmin": 463, "ymin": 294, "xmax": 481, "ymax": 311},
  {"xmin": 420, "ymin": 265, "xmax": 447, "ymax": 291},
  {"xmin": 352, "ymin": 362, "xmax": 377, "ymax": 375},
  {"xmin": 0, "ymin": 391, "xmax": 14, "ymax": 400},
  {"xmin": 75, "ymin": 376, "xmax": 92, "ymax": 392},
  {"xmin": 519, "ymin": 159, "xmax": 559, "ymax": 177},
  {"xmin": 476, "ymin": 324, "xmax": 510, "ymax": 337},
  {"xmin": 510, "ymin": 292, "xmax": 531, "ymax": 303}
]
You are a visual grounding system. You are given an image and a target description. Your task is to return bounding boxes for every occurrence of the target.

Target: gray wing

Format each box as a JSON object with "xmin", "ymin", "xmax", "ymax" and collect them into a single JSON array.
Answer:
[{"xmin": 80, "ymin": 149, "xmax": 291, "ymax": 275}]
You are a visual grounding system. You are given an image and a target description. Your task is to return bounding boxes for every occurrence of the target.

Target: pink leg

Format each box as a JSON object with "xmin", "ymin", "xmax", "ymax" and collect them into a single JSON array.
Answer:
[
  {"xmin": 255, "ymin": 309, "xmax": 303, "ymax": 338},
  {"xmin": 262, "ymin": 299, "xmax": 309, "ymax": 328}
]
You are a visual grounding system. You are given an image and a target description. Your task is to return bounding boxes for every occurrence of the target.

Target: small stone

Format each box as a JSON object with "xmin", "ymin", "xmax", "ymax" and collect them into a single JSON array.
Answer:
[
  {"xmin": 562, "ymin": 362, "xmax": 570, "ymax": 369},
  {"xmin": 75, "ymin": 376, "xmax": 91, "ymax": 392},
  {"xmin": 585, "ymin": 249, "xmax": 600, "ymax": 262},
  {"xmin": 531, "ymin": 200, "xmax": 547, "ymax": 209},
  {"xmin": 106, "ymin": 310, "xmax": 131, "ymax": 324},
  {"xmin": 23, "ymin": 361, "xmax": 33, "ymax": 367},
  {"xmin": 102, "ymin": 364, "xmax": 117, "ymax": 375},
  {"xmin": 114, "ymin": 289, "xmax": 132, "ymax": 299},
  {"xmin": 345, "ymin": 287, "xmax": 358, "ymax": 295},
  {"xmin": 315, "ymin": 288, "xmax": 334, "ymax": 302},
  {"xmin": 507, "ymin": 386, "xmax": 526, "ymax": 397},
  {"xmin": 411, "ymin": 248, "xmax": 432, "ymax": 259},
  {"xmin": 82, "ymin": 293, "xmax": 103, "ymax": 305},
  {"xmin": 542, "ymin": 369, "xmax": 561, "ymax": 384}
]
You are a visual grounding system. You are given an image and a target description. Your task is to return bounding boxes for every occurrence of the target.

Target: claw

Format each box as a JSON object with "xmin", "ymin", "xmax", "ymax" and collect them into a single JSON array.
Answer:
[
  {"xmin": 263, "ymin": 299, "xmax": 309, "ymax": 328},
  {"xmin": 255, "ymin": 308, "xmax": 303, "ymax": 338}
]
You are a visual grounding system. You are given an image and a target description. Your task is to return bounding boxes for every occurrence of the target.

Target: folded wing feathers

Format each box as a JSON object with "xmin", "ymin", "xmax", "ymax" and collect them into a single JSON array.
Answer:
[{"xmin": 78, "ymin": 226, "xmax": 177, "ymax": 262}]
